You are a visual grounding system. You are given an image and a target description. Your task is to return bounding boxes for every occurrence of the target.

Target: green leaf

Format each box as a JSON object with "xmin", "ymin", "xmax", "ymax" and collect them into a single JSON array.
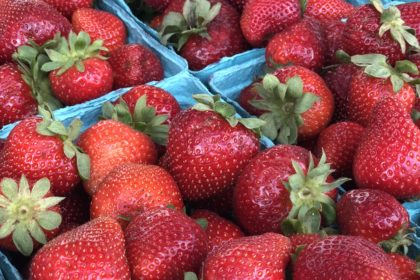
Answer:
[
  {"xmin": 351, "ymin": 54, "xmax": 388, "ymax": 66},
  {"xmin": 395, "ymin": 60, "xmax": 419, "ymax": 75},
  {"xmin": 281, "ymin": 219, "xmax": 302, "ymax": 236},
  {"xmin": 321, "ymin": 203, "xmax": 336, "ymax": 226},
  {"xmin": 203, "ymin": 2, "xmax": 221, "ymax": 25},
  {"xmin": 0, "ymin": 219, "xmax": 15, "ymax": 239},
  {"xmin": 47, "ymin": 121, "xmax": 67, "ymax": 136},
  {"xmin": 192, "ymin": 94, "xmax": 215, "ymax": 107},
  {"xmin": 31, "ymin": 178, "xmax": 50, "ymax": 200},
  {"xmin": 76, "ymin": 150, "xmax": 91, "ymax": 180},
  {"xmin": 239, "ymin": 118, "xmax": 265, "ymax": 130},
  {"xmin": 301, "ymin": 208, "xmax": 321, "ymax": 234},
  {"xmin": 67, "ymin": 119, "xmax": 83, "ymax": 142},
  {"xmin": 37, "ymin": 211, "xmax": 62, "ymax": 231},
  {"xmin": 19, "ymin": 176, "xmax": 31, "ymax": 197},
  {"xmin": 184, "ymin": 272, "xmax": 198, "ymax": 280},
  {"xmin": 1, "ymin": 178, "xmax": 18, "ymax": 201},
  {"xmin": 63, "ymin": 142, "xmax": 76, "ymax": 159},
  {"xmin": 27, "ymin": 220, "xmax": 47, "ymax": 245},
  {"xmin": 390, "ymin": 75, "xmax": 404, "ymax": 93},
  {"xmin": 286, "ymin": 76, "xmax": 303, "ymax": 98},
  {"xmin": 214, "ymin": 102, "xmax": 235, "ymax": 118},
  {"xmin": 195, "ymin": 218, "xmax": 208, "ymax": 230},
  {"xmin": 364, "ymin": 64, "xmax": 392, "ymax": 78},
  {"xmin": 12, "ymin": 223, "xmax": 34, "ymax": 256},
  {"xmin": 38, "ymin": 196, "xmax": 65, "ymax": 210},
  {"xmin": 295, "ymin": 93, "xmax": 319, "ymax": 114}
]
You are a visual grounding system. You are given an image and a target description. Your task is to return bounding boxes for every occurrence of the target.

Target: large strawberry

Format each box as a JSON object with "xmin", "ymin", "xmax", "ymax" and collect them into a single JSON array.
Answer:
[
  {"xmin": 289, "ymin": 233, "xmax": 322, "ymax": 253},
  {"xmin": 164, "ymin": 94, "xmax": 263, "ymax": 201},
  {"xmin": 237, "ymin": 82, "xmax": 266, "ymax": 117},
  {"xmin": 124, "ymin": 207, "xmax": 208, "ymax": 279},
  {"xmin": 43, "ymin": 0, "xmax": 93, "ymax": 18},
  {"xmin": 294, "ymin": 236, "xmax": 400, "ymax": 279},
  {"xmin": 0, "ymin": 176, "xmax": 63, "ymax": 256},
  {"xmin": 58, "ymin": 186, "xmax": 90, "ymax": 233},
  {"xmin": 353, "ymin": 97, "xmax": 420, "ymax": 198},
  {"xmin": 240, "ymin": 0, "xmax": 301, "ymax": 47},
  {"xmin": 399, "ymin": 2, "xmax": 420, "ymax": 42},
  {"xmin": 0, "ymin": 0, "xmax": 71, "ymax": 63},
  {"xmin": 304, "ymin": 0, "xmax": 356, "ymax": 26},
  {"xmin": 159, "ymin": 0, "xmax": 248, "ymax": 70},
  {"xmin": 323, "ymin": 21, "xmax": 347, "ymax": 64},
  {"xmin": 30, "ymin": 217, "xmax": 131, "ymax": 279},
  {"xmin": 202, "ymin": 233, "xmax": 292, "ymax": 279},
  {"xmin": 388, "ymin": 253, "xmax": 420, "ymax": 280}
]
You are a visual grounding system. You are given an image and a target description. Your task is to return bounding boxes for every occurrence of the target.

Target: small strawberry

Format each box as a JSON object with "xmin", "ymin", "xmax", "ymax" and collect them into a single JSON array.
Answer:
[
  {"xmin": 315, "ymin": 122, "xmax": 364, "ymax": 178},
  {"xmin": 0, "ymin": 176, "xmax": 63, "ymax": 256},
  {"xmin": 30, "ymin": 217, "xmax": 131, "ymax": 279},
  {"xmin": 164, "ymin": 94, "xmax": 263, "ymax": 201},
  {"xmin": 237, "ymin": 82, "xmax": 266, "ymax": 117},
  {"xmin": 266, "ymin": 18, "xmax": 326, "ymax": 71},
  {"xmin": 294, "ymin": 236, "xmax": 400, "ymax": 279},
  {"xmin": 72, "ymin": 8, "xmax": 127, "ymax": 52},
  {"xmin": 108, "ymin": 44, "xmax": 164, "ymax": 89},
  {"xmin": 124, "ymin": 207, "xmax": 208, "ymax": 279},
  {"xmin": 43, "ymin": 0, "xmax": 93, "ymax": 18},
  {"xmin": 388, "ymin": 253, "xmax": 420, "ymax": 280},
  {"xmin": 202, "ymin": 233, "xmax": 292, "ymax": 279},
  {"xmin": 91, "ymin": 163, "xmax": 184, "ymax": 225},
  {"xmin": 353, "ymin": 97, "xmax": 420, "ymax": 198},
  {"xmin": 190, "ymin": 209, "xmax": 244, "ymax": 252},
  {"xmin": 399, "ymin": 2, "xmax": 420, "ymax": 42},
  {"xmin": 58, "ymin": 186, "xmax": 90, "ymax": 233},
  {"xmin": 240, "ymin": 0, "xmax": 301, "ymax": 47},
  {"xmin": 304, "ymin": 0, "xmax": 356, "ymax": 26}
]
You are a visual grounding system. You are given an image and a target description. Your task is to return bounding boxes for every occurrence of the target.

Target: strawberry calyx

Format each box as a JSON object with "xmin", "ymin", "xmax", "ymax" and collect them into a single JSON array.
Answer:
[
  {"xmin": 36, "ymin": 105, "xmax": 90, "ymax": 180},
  {"xmin": 371, "ymin": 0, "xmax": 420, "ymax": 53},
  {"xmin": 351, "ymin": 54, "xmax": 420, "ymax": 92},
  {"xmin": 195, "ymin": 218, "xmax": 208, "ymax": 230},
  {"xmin": 159, "ymin": 0, "xmax": 221, "ymax": 51},
  {"xmin": 192, "ymin": 94, "xmax": 266, "ymax": 137},
  {"xmin": 281, "ymin": 151, "xmax": 350, "ymax": 235},
  {"xmin": 41, "ymin": 31, "xmax": 108, "ymax": 76},
  {"xmin": 184, "ymin": 272, "xmax": 198, "ymax": 280},
  {"xmin": 12, "ymin": 33, "xmax": 63, "ymax": 111},
  {"xmin": 101, "ymin": 95, "xmax": 170, "ymax": 146},
  {"xmin": 379, "ymin": 225, "xmax": 414, "ymax": 255},
  {"xmin": 249, "ymin": 74, "xmax": 319, "ymax": 144},
  {"xmin": 0, "ymin": 176, "xmax": 64, "ymax": 256}
]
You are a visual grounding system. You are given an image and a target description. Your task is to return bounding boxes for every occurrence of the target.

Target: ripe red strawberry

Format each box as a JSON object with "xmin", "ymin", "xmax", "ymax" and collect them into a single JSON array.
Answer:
[
  {"xmin": 190, "ymin": 209, "xmax": 244, "ymax": 252},
  {"xmin": 30, "ymin": 217, "xmax": 131, "ymax": 279},
  {"xmin": 240, "ymin": 0, "xmax": 301, "ymax": 47},
  {"xmin": 0, "ymin": 0, "xmax": 71, "ymax": 63},
  {"xmin": 226, "ymin": 0, "xmax": 247, "ymax": 11},
  {"xmin": 202, "ymin": 233, "xmax": 292, "ymax": 279},
  {"xmin": 108, "ymin": 44, "xmax": 164, "ymax": 89},
  {"xmin": 304, "ymin": 0, "xmax": 356, "ymax": 26},
  {"xmin": 323, "ymin": 20, "xmax": 347, "ymax": 64},
  {"xmin": 43, "ymin": 0, "xmax": 93, "ymax": 18},
  {"xmin": 91, "ymin": 163, "xmax": 184, "ymax": 225},
  {"xmin": 294, "ymin": 235, "xmax": 400, "ymax": 279},
  {"xmin": 388, "ymin": 253, "xmax": 419, "ymax": 280},
  {"xmin": 59, "ymin": 186, "xmax": 90, "ymax": 233},
  {"xmin": 0, "ymin": 176, "xmax": 63, "ymax": 256},
  {"xmin": 0, "ymin": 110, "xmax": 89, "ymax": 195},
  {"xmin": 72, "ymin": 8, "xmax": 127, "ymax": 52},
  {"xmin": 160, "ymin": 0, "xmax": 248, "ymax": 70},
  {"xmin": 125, "ymin": 208, "xmax": 208, "ymax": 279},
  {"xmin": 399, "ymin": 2, "xmax": 420, "ymax": 41},
  {"xmin": 234, "ymin": 145, "xmax": 345, "ymax": 235},
  {"xmin": 0, "ymin": 139, "xmax": 5, "ymax": 152},
  {"xmin": 353, "ymin": 97, "xmax": 420, "ymax": 198},
  {"xmin": 78, "ymin": 120, "xmax": 157, "ymax": 195},
  {"xmin": 0, "ymin": 63, "xmax": 37, "ymax": 127},
  {"xmin": 290, "ymin": 233, "xmax": 322, "ymax": 253},
  {"xmin": 237, "ymin": 82, "xmax": 266, "ymax": 117},
  {"xmin": 315, "ymin": 122, "xmax": 364, "ymax": 178},
  {"xmin": 150, "ymin": 14, "xmax": 164, "ymax": 30},
  {"xmin": 266, "ymin": 18, "xmax": 326, "ymax": 71},
  {"xmin": 164, "ymin": 95, "xmax": 262, "ymax": 201}
]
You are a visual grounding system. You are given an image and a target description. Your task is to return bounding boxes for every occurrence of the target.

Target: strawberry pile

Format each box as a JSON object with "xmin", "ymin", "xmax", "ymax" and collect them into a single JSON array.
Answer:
[{"xmin": 0, "ymin": 0, "xmax": 420, "ymax": 279}]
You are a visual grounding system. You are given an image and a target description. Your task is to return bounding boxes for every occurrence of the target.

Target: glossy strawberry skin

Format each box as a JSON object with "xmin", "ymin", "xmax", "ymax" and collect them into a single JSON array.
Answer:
[
  {"xmin": 72, "ymin": 8, "xmax": 127, "ymax": 52},
  {"xmin": 266, "ymin": 19, "xmax": 326, "ymax": 71},
  {"xmin": 59, "ymin": 186, "xmax": 90, "ymax": 234},
  {"xmin": 43, "ymin": 0, "xmax": 93, "ymax": 18},
  {"xmin": 337, "ymin": 189, "xmax": 409, "ymax": 243},
  {"xmin": 399, "ymin": 2, "xmax": 420, "ymax": 41},
  {"xmin": 353, "ymin": 97, "xmax": 420, "ymax": 198},
  {"xmin": 388, "ymin": 253, "xmax": 419, "ymax": 280},
  {"xmin": 342, "ymin": 5, "xmax": 405, "ymax": 65},
  {"xmin": 0, "ymin": 63, "xmax": 37, "ymax": 128},
  {"xmin": 0, "ymin": 117, "xmax": 80, "ymax": 195},
  {"xmin": 108, "ymin": 44, "xmax": 164, "ymax": 89},
  {"xmin": 237, "ymin": 82, "xmax": 266, "ymax": 117},
  {"xmin": 30, "ymin": 217, "xmax": 131, "ymax": 280},
  {"xmin": 294, "ymin": 236, "xmax": 400, "ymax": 280},
  {"xmin": 49, "ymin": 58, "xmax": 113, "ymax": 105},
  {"xmin": 0, "ymin": 0, "xmax": 71, "ymax": 63},
  {"xmin": 290, "ymin": 234, "xmax": 322, "ymax": 253},
  {"xmin": 323, "ymin": 20, "xmax": 347, "ymax": 64},
  {"xmin": 91, "ymin": 163, "xmax": 184, "ymax": 225},
  {"xmin": 305, "ymin": 0, "xmax": 356, "ymax": 26},
  {"xmin": 203, "ymin": 233, "xmax": 292, "ymax": 279},
  {"xmin": 78, "ymin": 120, "xmax": 157, "ymax": 195},
  {"xmin": 315, "ymin": 122, "xmax": 364, "ymax": 178},
  {"xmin": 348, "ymin": 69, "xmax": 415, "ymax": 127},
  {"xmin": 240, "ymin": 0, "xmax": 301, "ymax": 47},
  {"xmin": 124, "ymin": 208, "xmax": 208, "ymax": 280},
  {"xmin": 165, "ymin": 109, "xmax": 260, "ymax": 201}
]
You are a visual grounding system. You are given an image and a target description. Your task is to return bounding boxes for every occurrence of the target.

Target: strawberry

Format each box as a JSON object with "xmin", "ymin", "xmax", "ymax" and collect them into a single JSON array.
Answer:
[
  {"xmin": 124, "ymin": 207, "xmax": 208, "ymax": 279},
  {"xmin": 226, "ymin": 0, "xmax": 247, "ymax": 11},
  {"xmin": 0, "ymin": 176, "xmax": 63, "ymax": 256},
  {"xmin": 388, "ymin": 253, "xmax": 420, "ymax": 280},
  {"xmin": 353, "ymin": 97, "xmax": 420, "ymax": 198},
  {"xmin": 150, "ymin": 14, "xmax": 164, "ymax": 30},
  {"xmin": 142, "ymin": 0, "xmax": 172, "ymax": 12},
  {"xmin": 160, "ymin": 0, "xmax": 247, "ymax": 70},
  {"xmin": 314, "ymin": 122, "xmax": 364, "ymax": 178},
  {"xmin": 0, "ymin": 63, "xmax": 37, "ymax": 127},
  {"xmin": 0, "ymin": 139, "xmax": 5, "ymax": 152},
  {"xmin": 108, "ymin": 44, "xmax": 164, "ymax": 89},
  {"xmin": 304, "ymin": 0, "xmax": 356, "ymax": 26},
  {"xmin": 91, "ymin": 163, "xmax": 184, "ymax": 225},
  {"xmin": 72, "ymin": 8, "xmax": 127, "ymax": 52},
  {"xmin": 399, "ymin": 2, "xmax": 420, "ymax": 42},
  {"xmin": 293, "ymin": 236, "xmax": 400, "ymax": 279},
  {"xmin": 290, "ymin": 233, "xmax": 322, "ymax": 253},
  {"xmin": 190, "ymin": 209, "xmax": 244, "ymax": 252},
  {"xmin": 0, "ymin": 0, "xmax": 71, "ymax": 63},
  {"xmin": 30, "ymin": 217, "xmax": 131, "ymax": 279},
  {"xmin": 0, "ymin": 108, "xmax": 89, "ymax": 195},
  {"xmin": 323, "ymin": 20, "xmax": 346, "ymax": 64},
  {"xmin": 59, "ymin": 186, "xmax": 90, "ymax": 233},
  {"xmin": 78, "ymin": 119, "xmax": 157, "ymax": 195},
  {"xmin": 43, "ymin": 0, "xmax": 93, "ymax": 18},
  {"xmin": 188, "ymin": 186, "xmax": 235, "ymax": 217},
  {"xmin": 414, "ymin": 97, "xmax": 420, "ymax": 128},
  {"xmin": 240, "ymin": 0, "xmax": 301, "ymax": 47},
  {"xmin": 41, "ymin": 31, "xmax": 113, "ymax": 106},
  {"xmin": 164, "ymin": 94, "xmax": 262, "ymax": 201},
  {"xmin": 409, "ymin": 54, "xmax": 420, "ymax": 79},
  {"xmin": 233, "ymin": 145, "xmax": 346, "ymax": 235},
  {"xmin": 202, "ymin": 233, "xmax": 292, "ymax": 279},
  {"xmin": 237, "ymin": 82, "xmax": 266, "ymax": 117},
  {"xmin": 266, "ymin": 18, "xmax": 326, "ymax": 71}
]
